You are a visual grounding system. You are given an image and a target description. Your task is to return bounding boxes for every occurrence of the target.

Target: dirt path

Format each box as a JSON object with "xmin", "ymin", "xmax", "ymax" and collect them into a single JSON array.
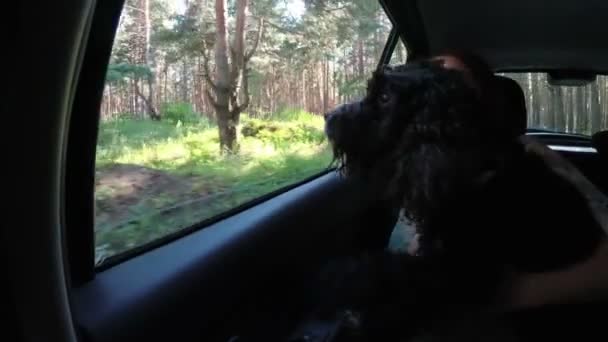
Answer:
[{"xmin": 95, "ymin": 164, "xmax": 206, "ymax": 231}]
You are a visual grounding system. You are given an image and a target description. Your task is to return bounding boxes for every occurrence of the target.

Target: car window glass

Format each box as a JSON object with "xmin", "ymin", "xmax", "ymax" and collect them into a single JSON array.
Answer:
[
  {"xmin": 500, "ymin": 73, "xmax": 608, "ymax": 136},
  {"xmin": 95, "ymin": 0, "xmax": 402, "ymax": 265},
  {"xmin": 389, "ymin": 40, "xmax": 408, "ymax": 65}
]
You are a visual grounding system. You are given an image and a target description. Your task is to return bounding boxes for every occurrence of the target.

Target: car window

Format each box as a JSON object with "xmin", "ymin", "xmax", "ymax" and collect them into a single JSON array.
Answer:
[
  {"xmin": 500, "ymin": 73, "xmax": 608, "ymax": 136},
  {"xmin": 95, "ymin": 0, "xmax": 404, "ymax": 264},
  {"xmin": 389, "ymin": 40, "xmax": 408, "ymax": 66}
]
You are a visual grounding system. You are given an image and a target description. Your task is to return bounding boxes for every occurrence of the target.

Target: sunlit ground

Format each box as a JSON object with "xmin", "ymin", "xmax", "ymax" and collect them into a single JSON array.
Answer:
[{"xmin": 94, "ymin": 110, "xmax": 333, "ymax": 263}]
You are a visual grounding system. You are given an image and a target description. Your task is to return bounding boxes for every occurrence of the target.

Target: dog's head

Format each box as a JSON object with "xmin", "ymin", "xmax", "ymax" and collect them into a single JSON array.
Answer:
[{"xmin": 325, "ymin": 60, "xmax": 505, "ymax": 225}]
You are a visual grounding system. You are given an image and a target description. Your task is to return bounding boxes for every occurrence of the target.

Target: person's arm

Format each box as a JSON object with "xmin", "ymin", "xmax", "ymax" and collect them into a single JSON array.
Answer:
[
  {"xmin": 519, "ymin": 136, "xmax": 608, "ymax": 228},
  {"xmin": 504, "ymin": 240, "xmax": 608, "ymax": 310},
  {"xmin": 499, "ymin": 137, "xmax": 608, "ymax": 310}
]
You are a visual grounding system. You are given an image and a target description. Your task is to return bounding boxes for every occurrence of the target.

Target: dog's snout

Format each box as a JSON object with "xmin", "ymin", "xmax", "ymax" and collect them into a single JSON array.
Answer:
[
  {"xmin": 324, "ymin": 104, "xmax": 346, "ymax": 126},
  {"xmin": 325, "ymin": 102, "xmax": 363, "ymax": 119},
  {"xmin": 324, "ymin": 111, "xmax": 339, "ymax": 130},
  {"xmin": 324, "ymin": 101, "xmax": 365, "ymax": 142}
]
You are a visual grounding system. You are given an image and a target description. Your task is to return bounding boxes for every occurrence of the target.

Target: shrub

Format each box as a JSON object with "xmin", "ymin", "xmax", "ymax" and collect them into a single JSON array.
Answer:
[
  {"xmin": 240, "ymin": 116, "xmax": 325, "ymax": 147},
  {"xmin": 95, "ymin": 112, "xmax": 333, "ymax": 259},
  {"xmin": 161, "ymin": 102, "xmax": 204, "ymax": 124},
  {"xmin": 241, "ymin": 118, "xmax": 280, "ymax": 138}
]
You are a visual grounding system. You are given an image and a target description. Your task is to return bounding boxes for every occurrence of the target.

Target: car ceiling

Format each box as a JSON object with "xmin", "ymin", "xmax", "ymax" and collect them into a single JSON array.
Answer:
[{"xmin": 384, "ymin": 0, "xmax": 608, "ymax": 73}]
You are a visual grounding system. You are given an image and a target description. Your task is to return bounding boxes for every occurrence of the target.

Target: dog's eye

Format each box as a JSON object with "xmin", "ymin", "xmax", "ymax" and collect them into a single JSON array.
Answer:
[{"xmin": 379, "ymin": 92, "xmax": 391, "ymax": 104}]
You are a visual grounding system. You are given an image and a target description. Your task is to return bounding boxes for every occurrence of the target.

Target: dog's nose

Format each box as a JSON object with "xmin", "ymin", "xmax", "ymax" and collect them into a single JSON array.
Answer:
[
  {"xmin": 325, "ymin": 103, "xmax": 353, "ymax": 120},
  {"xmin": 324, "ymin": 106, "xmax": 343, "ymax": 121},
  {"xmin": 324, "ymin": 112, "xmax": 337, "ymax": 131},
  {"xmin": 324, "ymin": 102, "xmax": 363, "ymax": 125},
  {"xmin": 324, "ymin": 108, "xmax": 341, "ymax": 126}
]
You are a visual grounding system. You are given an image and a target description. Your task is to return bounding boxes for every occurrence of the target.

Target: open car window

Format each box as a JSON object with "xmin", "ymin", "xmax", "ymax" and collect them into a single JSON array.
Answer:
[
  {"xmin": 500, "ymin": 73, "xmax": 608, "ymax": 136},
  {"xmin": 95, "ymin": 0, "xmax": 405, "ymax": 265}
]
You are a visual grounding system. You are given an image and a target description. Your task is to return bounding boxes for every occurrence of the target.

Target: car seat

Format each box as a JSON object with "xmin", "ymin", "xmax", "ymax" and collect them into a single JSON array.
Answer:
[{"xmin": 493, "ymin": 75, "xmax": 527, "ymax": 138}]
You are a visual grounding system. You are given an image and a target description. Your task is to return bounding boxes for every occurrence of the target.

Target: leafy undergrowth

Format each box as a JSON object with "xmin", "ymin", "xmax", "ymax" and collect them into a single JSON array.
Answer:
[{"xmin": 95, "ymin": 110, "xmax": 333, "ymax": 263}]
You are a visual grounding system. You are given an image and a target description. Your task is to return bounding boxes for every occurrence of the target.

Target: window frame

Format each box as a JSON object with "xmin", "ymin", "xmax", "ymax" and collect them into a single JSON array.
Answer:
[
  {"xmin": 65, "ymin": 0, "xmax": 126, "ymax": 286},
  {"xmin": 378, "ymin": 27, "xmax": 399, "ymax": 69},
  {"xmin": 65, "ymin": 0, "xmax": 408, "ymax": 278}
]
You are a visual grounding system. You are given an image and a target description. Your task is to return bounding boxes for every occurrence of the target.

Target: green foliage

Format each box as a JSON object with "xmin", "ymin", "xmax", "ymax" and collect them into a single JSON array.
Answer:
[
  {"xmin": 106, "ymin": 63, "xmax": 153, "ymax": 85},
  {"xmin": 95, "ymin": 111, "xmax": 332, "ymax": 262},
  {"xmin": 96, "ymin": 118, "xmax": 212, "ymax": 166},
  {"xmin": 240, "ymin": 117, "xmax": 325, "ymax": 147},
  {"xmin": 95, "ymin": 0, "xmax": 398, "ymax": 261},
  {"xmin": 338, "ymin": 75, "xmax": 367, "ymax": 99},
  {"xmin": 161, "ymin": 102, "xmax": 206, "ymax": 124}
]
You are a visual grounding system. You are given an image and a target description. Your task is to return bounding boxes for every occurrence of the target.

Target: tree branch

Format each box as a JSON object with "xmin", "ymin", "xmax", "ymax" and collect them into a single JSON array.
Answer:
[
  {"xmin": 237, "ymin": 89, "xmax": 250, "ymax": 116},
  {"xmin": 124, "ymin": 4, "xmax": 145, "ymax": 14},
  {"xmin": 245, "ymin": 17, "xmax": 265, "ymax": 63},
  {"xmin": 241, "ymin": 67, "xmax": 251, "ymax": 111},
  {"xmin": 200, "ymin": 38, "xmax": 218, "ymax": 91},
  {"xmin": 134, "ymin": 81, "xmax": 160, "ymax": 120},
  {"xmin": 229, "ymin": 0, "xmax": 248, "ymax": 92},
  {"xmin": 229, "ymin": 90, "xmax": 238, "ymax": 116},
  {"xmin": 231, "ymin": 68, "xmax": 250, "ymax": 117},
  {"xmin": 229, "ymin": 46, "xmax": 240, "ymax": 86},
  {"xmin": 230, "ymin": 46, "xmax": 237, "ymax": 66},
  {"xmin": 205, "ymin": 88, "xmax": 219, "ymax": 109},
  {"xmin": 250, "ymin": 15, "xmax": 302, "ymax": 36}
]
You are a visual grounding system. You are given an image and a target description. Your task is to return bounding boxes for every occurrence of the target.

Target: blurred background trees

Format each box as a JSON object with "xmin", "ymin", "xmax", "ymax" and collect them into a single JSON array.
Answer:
[
  {"xmin": 101, "ymin": 0, "xmax": 395, "ymax": 150},
  {"xmin": 102, "ymin": 0, "xmax": 608, "ymax": 152}
]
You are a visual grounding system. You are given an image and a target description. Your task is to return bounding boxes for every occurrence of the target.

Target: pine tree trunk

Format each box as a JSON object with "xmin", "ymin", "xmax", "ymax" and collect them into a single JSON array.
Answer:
[
  {"xmin": 357, "ymin": 39, "xmax": 364, "ymax": 78},
  {"xmin": 566, "ymin": 88, "xmax": 574, "ymax": 132},
  {"xmin": 163, "ymin": 63, "xmax": 168, "ymax": 105},
  {"xmin": 145, "ymin": 78, "xmax": 160, "ymax": 120},
  {"xmin": 577, "ymin": 87, "xmax": 585, "ymax": 132},
  {"xmin": 323, "ymin": 58, "xmax": 329, "ymax": 113},
  {"xmin": 143, "ymin": 0, "xmax": 158, "ymax": 119},
  {"xmin": 108, "ymin": 85, "xmax": 114, "ymax": 119},
  {"xmin": 603, "ymin": 78, "xmax": 608, "ymax": 130},
  {"xmin": 590, "ymin": 83, "xmax": 601, "ymax": 134},
  {"xmin": 213, "ymin": 0, "xmax": 234, "ymax": 152},
  {"xmin": 302, "ymin": 68, "xmax": 307, "ymax": 111},
  {"xmin": 317, "ymin": 63, "xmax": 323, "ymax": 113},
  {"xmin": 130, "ymin": 78, "xmax": 136, "ymax": 117},
  {"xmin": 181, "ymin": 59, "xmax": 189, "ymax": 102},
  {"xmin": 553, "ymin": 87, "xmax": 564, "ymax": 131}
]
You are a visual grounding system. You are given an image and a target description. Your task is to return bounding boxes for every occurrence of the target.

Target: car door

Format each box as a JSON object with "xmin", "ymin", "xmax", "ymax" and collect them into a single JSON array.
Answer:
[{"xmin": 18, "ymin": 0, "xmax": 412, "ymax": 341}]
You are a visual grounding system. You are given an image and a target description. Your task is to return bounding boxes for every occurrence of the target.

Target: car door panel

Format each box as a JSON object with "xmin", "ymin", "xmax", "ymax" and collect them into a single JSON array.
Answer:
[{"xmin": 72, "ymin": 172, "xmax": 398, "ymax": 341}]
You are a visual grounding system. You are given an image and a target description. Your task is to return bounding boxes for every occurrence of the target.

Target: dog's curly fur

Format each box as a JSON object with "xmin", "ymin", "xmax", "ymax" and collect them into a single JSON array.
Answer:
[
  {"xmin": 327, "ymin": 61, "xmax": 499, "ymax": 228},
  {"xmin": 316, "ymin": 59, "xmax": 605, "ymax": 341}
]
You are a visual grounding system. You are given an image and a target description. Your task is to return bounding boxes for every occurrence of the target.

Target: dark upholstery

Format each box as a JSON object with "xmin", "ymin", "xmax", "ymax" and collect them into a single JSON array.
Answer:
[
  {"xmin": 591, "ymin": 130, "xmax": 608, "ymax": 195},
  {"xmin": 592, "ymin": 130, "xmax": 608, "ymax": 156},
  {"xmin": 493, "ymin": 75, "xmax": 527, "ymax": 138}
]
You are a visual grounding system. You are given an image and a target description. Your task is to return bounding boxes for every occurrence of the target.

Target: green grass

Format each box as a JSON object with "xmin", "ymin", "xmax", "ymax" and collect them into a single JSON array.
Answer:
[{"xmin": 95, "ymin": 109, "xmax": 333, "ymax": 263}]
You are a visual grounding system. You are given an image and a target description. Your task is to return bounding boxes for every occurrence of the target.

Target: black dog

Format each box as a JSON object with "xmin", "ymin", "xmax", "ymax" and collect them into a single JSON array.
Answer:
[{"xmin": 313, "ymin": 60, "xmax": 605, "ymax": 341}]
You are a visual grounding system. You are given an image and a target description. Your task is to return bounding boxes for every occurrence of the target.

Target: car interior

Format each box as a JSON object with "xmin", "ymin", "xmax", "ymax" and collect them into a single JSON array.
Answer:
[{"xmin": 7, "ymin": 0, "xmax": 608, "ymax": 341}]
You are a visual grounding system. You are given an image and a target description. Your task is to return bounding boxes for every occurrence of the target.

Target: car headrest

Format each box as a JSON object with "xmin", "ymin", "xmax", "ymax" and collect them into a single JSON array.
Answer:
[
  {"xmin": 592, "ymin": 130, "xmax": 608, "ymax": 156},
  {"xmin": 493, "ymin": 76, "xmax": 528, "ymax": 138}
]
